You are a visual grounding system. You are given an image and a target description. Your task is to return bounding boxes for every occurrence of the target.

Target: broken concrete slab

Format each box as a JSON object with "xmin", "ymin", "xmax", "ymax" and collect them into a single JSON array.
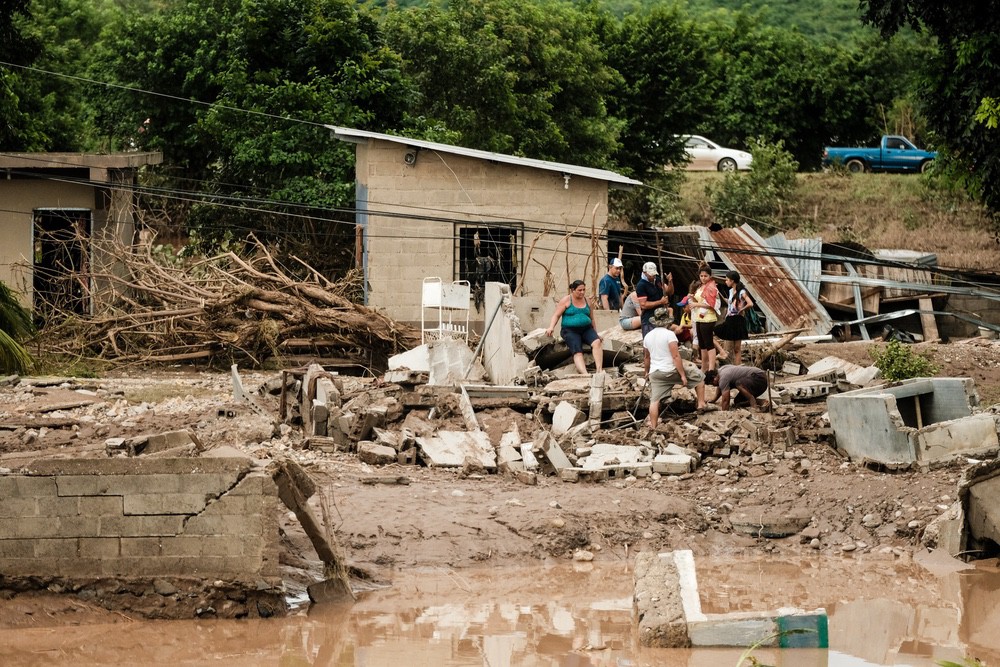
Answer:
[
  {"xmin": 532, "ymin": 431, "xmax": 572, "ymax": 474},
  {"xmin": 729, "ymin": 506, "xmax": 812, "ymax": 538},
  {"xmin": 552, "ymin": 401, "xmax": 586, "ymax": 436},
  {"xmin": 775, "ymin": 380, "xmax": 834, "ymax": 400},
  {"xmin": 482, "ymin": 283, "xmax": 531, "ymax": 385},
  {"xmin": 579, "ymin": 443, "xmax": 650, "ymax": 470},
  {"xmin": 415, "ymin": 431, "xmax": 496, "ymax": 470},
  {"xmin": 807, "ymin": 355, "xmax": 880, "ymax": 386},
  {"xmin": 828, "ymin": 377, "xmax": 994, "ymax": 466},
  {"xmin": 387, "ymin": 344, "xmax": 431, "ymax": 373},
  {"xmin": 357, "ymin": 441, "xmax": 399, "ymax": 465},
  {"xmin": 653, "ymin": 454, "xmax": 695, "ymax": 475}
]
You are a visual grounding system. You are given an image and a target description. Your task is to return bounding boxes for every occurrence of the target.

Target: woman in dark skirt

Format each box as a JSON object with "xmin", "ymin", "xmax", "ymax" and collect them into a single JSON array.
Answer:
[{"xmin": 714, "ymin": 270, "xmax": 754, "ymax": 365}]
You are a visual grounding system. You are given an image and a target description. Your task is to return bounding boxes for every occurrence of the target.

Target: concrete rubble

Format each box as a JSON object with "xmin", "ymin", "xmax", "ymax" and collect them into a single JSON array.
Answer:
[{"xmin": 5, "ymin": 282, "xmax": 1000, "ymax": 624}]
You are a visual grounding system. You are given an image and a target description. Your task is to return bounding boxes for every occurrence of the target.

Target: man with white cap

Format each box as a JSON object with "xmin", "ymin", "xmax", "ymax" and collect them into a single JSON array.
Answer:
[
  {"xmin": 636, "ymin": 261, "xmax": 674, "ymax": 337},
  {"xmin": 599, "ymin": 258, "xmax": 624, "ymax": 310},
  {"xmin": 643, "ymin": 307, "xmax": 706, "ymax": 428}
]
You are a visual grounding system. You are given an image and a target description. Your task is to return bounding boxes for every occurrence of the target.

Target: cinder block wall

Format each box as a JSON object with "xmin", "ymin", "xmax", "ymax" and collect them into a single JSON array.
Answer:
[
  {"xmin": 0, "ymin": 458, "xmax": 280, "ymax": 582},
  {"xmin": 359, "ymin": 140, "xmax": 607, "ymax": 323}
]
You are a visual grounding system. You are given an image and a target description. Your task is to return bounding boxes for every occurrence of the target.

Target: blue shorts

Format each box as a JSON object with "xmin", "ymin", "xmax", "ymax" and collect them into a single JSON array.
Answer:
[
  {"xmin": 561, "ymin": 326, "xmax": 600, "ymax": 354},
  {"xmin": 620, "ymin": 316, "xmax": 640, "ymax": 331}
]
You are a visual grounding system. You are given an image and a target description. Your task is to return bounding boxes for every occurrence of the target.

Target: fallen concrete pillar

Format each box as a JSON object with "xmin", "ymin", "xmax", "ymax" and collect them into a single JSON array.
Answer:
[{"xmin": 634, "ymin": 550, "xmax": 828, "ymax": 648}]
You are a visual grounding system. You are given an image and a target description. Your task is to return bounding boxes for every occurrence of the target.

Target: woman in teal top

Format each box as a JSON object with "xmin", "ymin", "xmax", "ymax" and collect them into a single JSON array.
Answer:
[{"xmin": 545, "ymin": 280, "xmax": 604, "ymax": 375}]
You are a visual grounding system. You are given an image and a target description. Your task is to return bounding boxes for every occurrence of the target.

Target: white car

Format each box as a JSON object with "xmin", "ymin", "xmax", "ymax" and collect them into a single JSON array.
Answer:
[{"xmin": 679, "ymin": 135, "xmax": 753, "ymax": 172}]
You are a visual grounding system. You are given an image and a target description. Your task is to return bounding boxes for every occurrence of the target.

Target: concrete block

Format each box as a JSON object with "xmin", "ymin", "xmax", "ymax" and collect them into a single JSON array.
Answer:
[
  {"xmin": 7, "ymin": 517, "xmax": 98, "ymax": 539},
  {"xmin": 914, "ymin": 414, "xmax": 998, "ymax": 462},
  {"xmin": 0, "ymin": 539, "xmax": 35, "ymax": 558},
  {"xmin": 777, "ymin": 380, "xmax": 833, "ymax": 400},
  {"xmin": 634, "ymin": 551, "xmax": 692, "ymax": 648},
  {"xmin": 357, "ymin": 441, "xmax": 399, "ymax": 465},
  {"xmin": 123, "ymin": 493, "xmax": 211, "ymax": 516},
  {"xmin": 387, "ymin": 344, "xmax": 431, "ymax": 372},
  {"xmin": 653, "ymin": 454, "xmax": 695, "ymax": 475},
  {"xmin": 729, "ymin": 506, "xmax": 811, "ymax": 538},
  {"xmin": 552, "ymin": 401, "xmax": 586, "ymax": 436},
  {"xmin": 0, "ymin": 497, "xmax": 39, "ymax": 518},
  {"xmin": 98, "ymin": 515, "xmax": 185, "ymax": 538},
  {"xmin": 533, "ymin": 431, "xmax": 572, "ymax": 473},
  {"xmin": 183, "ymin": 514, "xmax": 263, "ymax": 537},
  {"xmin": 33, "ymin": 538, "xmax": 78, "ymax": 557},
  {"xmin": 79, "ymin": 537, "xmax": 121, "ymax": 558},
  {"xmin": 120, "ymin": 537, "xmax": 163, "ymax": 557}
]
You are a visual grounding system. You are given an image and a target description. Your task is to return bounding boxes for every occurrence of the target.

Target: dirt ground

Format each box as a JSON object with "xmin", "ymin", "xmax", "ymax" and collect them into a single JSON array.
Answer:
[{"xmin": 2, "ymin": 336, "xmax": 999, "ymax": 628}]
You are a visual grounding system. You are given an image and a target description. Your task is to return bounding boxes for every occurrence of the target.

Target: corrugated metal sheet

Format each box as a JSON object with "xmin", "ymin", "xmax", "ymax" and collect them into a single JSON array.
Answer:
[
  {"xmin": 711, "ymin": 225, "xmax": 834, "ymax": 335},
  {"xmin": 764, "ymin": 233, "xmax": 822, "ymax": 299},
  {"xmin": 326, "ymin": 125, "xmax": 643, "ymax": 188}
]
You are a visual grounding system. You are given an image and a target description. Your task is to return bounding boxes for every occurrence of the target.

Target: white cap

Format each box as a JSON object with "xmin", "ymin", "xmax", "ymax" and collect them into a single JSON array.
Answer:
[
  {"xmin": 610, "ymin": 258, "xmax": 623, "ymax": 268},
  {"xmin": 642, "ymin": 261, "xmax": 658, "ymax": 275}
]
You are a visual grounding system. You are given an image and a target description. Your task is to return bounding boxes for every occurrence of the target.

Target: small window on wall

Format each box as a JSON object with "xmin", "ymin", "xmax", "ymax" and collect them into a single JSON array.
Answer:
[{"xmin": 456, "ymin": 224, "xmax": 521, "ymax": 310}]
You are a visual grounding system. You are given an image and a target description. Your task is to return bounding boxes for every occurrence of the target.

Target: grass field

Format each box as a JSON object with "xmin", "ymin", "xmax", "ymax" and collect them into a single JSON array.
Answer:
[{"xmin": 677, "ymin": 172, "xmax": 999, "ymax": 270}]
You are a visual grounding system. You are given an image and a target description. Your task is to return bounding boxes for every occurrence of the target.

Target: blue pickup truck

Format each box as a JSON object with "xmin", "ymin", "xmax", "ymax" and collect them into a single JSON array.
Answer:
[{"xmin": 822, "ymin": 135, "xmax": 937, "ymax": 173}]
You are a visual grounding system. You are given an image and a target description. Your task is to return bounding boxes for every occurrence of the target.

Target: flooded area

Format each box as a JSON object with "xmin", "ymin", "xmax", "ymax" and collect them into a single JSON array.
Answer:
[{"xmin": 2, "ymin": 554, "xmax": 999, "ymax": 666}]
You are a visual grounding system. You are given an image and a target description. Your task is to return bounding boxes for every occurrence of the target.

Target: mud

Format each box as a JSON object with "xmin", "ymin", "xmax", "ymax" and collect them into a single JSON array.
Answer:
[{"xmin": 3, "ymin": 337, "xmax": 1000, "ymax": 648}]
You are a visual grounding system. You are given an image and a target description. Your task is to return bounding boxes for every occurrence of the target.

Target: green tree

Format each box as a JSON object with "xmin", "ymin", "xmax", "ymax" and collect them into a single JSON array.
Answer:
[
  {"xmin": 700, "ymin": 12, "xmax": 898, "ymax": 170},
  {"xmin": 603, "ymin": 4, "xmax": 718, "ymax": 177},
  {"xmin": 0, "ymin": 281, "xmax": 34, "ymax": 374},
  {"xmin": 90, "ymin": 0, "xmax": 411, "ymax": 271},
  {"xmin": 0, "ymin": 0, "xmax": 45, "ymax": 150},
  {"xmin": 380, "ymin": 0, "xmax": 622, "ymax": 168},
  {"xmin": 861, "ymin": 0, "xmax": 1000, "ymax": 216}
]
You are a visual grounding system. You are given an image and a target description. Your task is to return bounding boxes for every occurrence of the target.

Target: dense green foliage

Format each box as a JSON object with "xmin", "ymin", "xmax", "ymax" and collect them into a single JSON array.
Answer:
[
  {"xmin": 3, "ymin": 0, "xmax": 998, "ymax": 259},
  {"xmin": 862, "ymin": 0, "xmax": 1000, "ymax": 218},
  {"xmin": 89, "ymin": 0, "xmax": 411, "ymax": 269},
  {"xmin": 0, "ymin": 280, "xmax": 34, "ymax": 374},
  {"xmin": 382, "ymin": 0, "xmax": 621, "ymax": 167},
  {"xmin": 869, "ymin": 340, "xmax": 938, "ymax": 382}
]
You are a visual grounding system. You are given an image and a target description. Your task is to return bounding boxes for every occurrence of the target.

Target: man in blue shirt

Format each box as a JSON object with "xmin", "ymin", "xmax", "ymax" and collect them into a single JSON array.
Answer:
[
  {"xmin": 599, "ymin": 258, "xmax": 624, "ymax": 310},
  {"xmin": 636, "ymin": 261, "xmax": 674, "ymax": 337}
]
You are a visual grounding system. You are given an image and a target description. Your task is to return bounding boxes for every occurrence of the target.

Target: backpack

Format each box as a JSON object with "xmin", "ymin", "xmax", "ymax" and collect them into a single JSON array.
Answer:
[{"xmin": 745, "ymin": 307, "xmax": 764, "ymax": 334}]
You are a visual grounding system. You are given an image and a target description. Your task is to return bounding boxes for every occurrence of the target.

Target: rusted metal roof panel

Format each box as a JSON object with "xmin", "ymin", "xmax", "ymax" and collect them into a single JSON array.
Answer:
[{"xmin": 711, "ymin": 225, "xmax": 834, "ymax": 335}]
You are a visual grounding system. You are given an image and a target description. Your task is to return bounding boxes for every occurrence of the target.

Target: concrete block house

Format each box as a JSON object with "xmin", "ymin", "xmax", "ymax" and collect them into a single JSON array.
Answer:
[
  {"xmin": 0, "ymin": 152, "xmax": 161, "ymax": 313},
  {"xmin": 327, "ymin": 126, "xmax": 641, "ymax": 325}
]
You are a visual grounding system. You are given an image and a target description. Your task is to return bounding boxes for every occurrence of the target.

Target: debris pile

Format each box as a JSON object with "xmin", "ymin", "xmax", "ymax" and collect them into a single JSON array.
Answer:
[{"xmin": 32, "ymin": 235, "xmax": 419, "ymax": 366}]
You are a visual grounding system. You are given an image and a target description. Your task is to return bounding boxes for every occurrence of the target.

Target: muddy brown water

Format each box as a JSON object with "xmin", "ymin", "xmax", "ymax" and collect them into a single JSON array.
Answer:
[{"xmin": 1, "ymin": 554, "xmax": 998, "ymax": 666}]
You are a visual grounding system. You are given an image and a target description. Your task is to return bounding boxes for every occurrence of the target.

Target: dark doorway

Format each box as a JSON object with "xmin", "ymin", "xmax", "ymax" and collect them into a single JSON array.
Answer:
[{"xmin": 33, "ymin": 208, "xmax": 92, "ymax": 318}]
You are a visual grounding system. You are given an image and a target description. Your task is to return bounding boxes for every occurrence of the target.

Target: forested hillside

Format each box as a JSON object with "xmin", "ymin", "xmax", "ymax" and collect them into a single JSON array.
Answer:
[{"xmin": 2, "ymin": 0, "xmax": 998, "ymax": 275}]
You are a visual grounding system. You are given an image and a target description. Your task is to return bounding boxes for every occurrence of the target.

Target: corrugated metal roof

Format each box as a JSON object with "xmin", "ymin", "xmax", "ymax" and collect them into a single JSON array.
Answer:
[
  {"xmin": 711, "ymin": 225, "xmax": 834, "ymax": 335},
  {"xmin": 325, "ymin": 125, "xmax": 642, "ymax": 188}
]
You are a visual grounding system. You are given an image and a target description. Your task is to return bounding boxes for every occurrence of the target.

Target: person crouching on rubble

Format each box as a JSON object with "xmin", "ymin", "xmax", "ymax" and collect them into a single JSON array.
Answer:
[
  {"xmin": 643, "ymin": 307, "xmax": 706, "ymax": 428},
  {"xmin": 704, "ymin": 365, "xmax": 770, "ymax": 411},
  {"xmin": 546, "ymin": 279, "xmax": 604, "ymax": 375}
]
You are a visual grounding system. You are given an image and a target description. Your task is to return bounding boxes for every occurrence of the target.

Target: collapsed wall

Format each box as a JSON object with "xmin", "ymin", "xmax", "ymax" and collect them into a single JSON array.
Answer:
[{"xmin": 0, "ymin": 456, "xmax": 285, "ymax": 618}]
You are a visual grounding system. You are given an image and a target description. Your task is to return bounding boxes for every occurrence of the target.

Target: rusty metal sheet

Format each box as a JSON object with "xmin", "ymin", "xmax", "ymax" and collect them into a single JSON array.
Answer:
[{"xmin": 710, "ymin": 225, "xmax": 834, "ymax": 335}]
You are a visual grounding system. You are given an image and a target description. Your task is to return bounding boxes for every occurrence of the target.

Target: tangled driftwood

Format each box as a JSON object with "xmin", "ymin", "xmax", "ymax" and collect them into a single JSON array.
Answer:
[{"xmin": 33, "ymin": 235, "xmax": 419, "ymax": 367}]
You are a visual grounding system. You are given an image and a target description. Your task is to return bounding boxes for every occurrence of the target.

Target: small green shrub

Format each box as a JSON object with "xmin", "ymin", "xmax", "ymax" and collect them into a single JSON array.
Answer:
[
  {"xmin": 869, "ymin": 340, "xmax": 938, "ymax": 382},
  {"xmin": 706, "ymin": 137, "xmax": 799, "ymax": 228}
]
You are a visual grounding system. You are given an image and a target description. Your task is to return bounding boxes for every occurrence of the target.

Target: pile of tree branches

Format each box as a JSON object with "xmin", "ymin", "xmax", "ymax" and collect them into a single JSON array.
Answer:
[{"xmin": 33, "ymin": 236, "xmax": 419, "ymax": 368}]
